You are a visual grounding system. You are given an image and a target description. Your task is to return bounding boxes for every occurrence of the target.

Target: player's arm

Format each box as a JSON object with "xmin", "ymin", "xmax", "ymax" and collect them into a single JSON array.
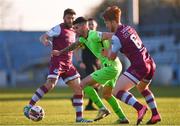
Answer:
[
  {"xmin": 73, "ymin": 48, "xmax": 86, "ymax": 69},
  {"xmin": 96, "ymin": 31, "xmax": 113, "ymax": 41},
  {"xmin": 107, "ymin": 35, "xmax": 122, "ymax": 60},
  {"xmin": 52, "ymin": 41, "xmax": 83, "ymax": 56},
  {"xmin": 102, "ymin": 32, "xmax": 114, "ymax": 41},
  {"xmin": 40, "ymin": 25, "xmax": 60, "ymax": 46},
  {"xmin": 96, "ymin": 31, "xmax": 121, "ymax": 60},
  {"xmin": 39, "ymin": 33, "xmax": 52, "ymax": 46}
]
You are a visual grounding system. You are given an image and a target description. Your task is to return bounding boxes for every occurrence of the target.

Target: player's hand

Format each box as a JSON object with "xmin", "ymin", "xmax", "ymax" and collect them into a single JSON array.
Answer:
[
  {"xmin": 101, "ymin": 49, "xmax": 109, "ymax": 57},
  {"xmin": 41, "ymin": 40, "xmax": 52, "ymax": 46},
  {"xmin": 40, "ymin": 34, "xmax": 52, "ymax": 46},
  {"xmin": 108, "ymin": 51, "xmax": 117, "ymax": 60},
  {"xmin": 52, "ymin": 50, "xmax": 60, "ymax": 56}
]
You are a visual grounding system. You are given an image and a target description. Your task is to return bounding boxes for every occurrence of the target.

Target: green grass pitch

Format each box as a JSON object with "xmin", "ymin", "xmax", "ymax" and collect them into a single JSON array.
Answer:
[{"xmin": 0, "ymin": 86, "xmax": 180, "ymax": 125}]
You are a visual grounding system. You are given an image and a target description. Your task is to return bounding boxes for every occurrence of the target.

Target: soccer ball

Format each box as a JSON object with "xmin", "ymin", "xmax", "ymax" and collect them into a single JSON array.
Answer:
[{"xmin": 29, "ymin": 106, "xmax": 45, "ymax": 121}]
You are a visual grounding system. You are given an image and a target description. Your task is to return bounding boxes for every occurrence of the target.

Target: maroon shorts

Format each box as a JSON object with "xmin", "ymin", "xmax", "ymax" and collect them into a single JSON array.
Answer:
[
  {"xmin": 123, "ymin": 59, "xmax": 156, "ymax": 85},
  {"xmin": 48, "ymin": 58, "xmax": 80, "ymax": 83}
]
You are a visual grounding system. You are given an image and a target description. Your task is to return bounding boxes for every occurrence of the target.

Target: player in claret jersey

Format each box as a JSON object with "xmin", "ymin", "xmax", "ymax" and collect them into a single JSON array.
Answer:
[
  {"xmin": 23, "ymin": 8, "xmax": 92, "ymax": 123},
  {"xmin": 102, "ymin": 6, "xmax": 161, "ymax": 125}
]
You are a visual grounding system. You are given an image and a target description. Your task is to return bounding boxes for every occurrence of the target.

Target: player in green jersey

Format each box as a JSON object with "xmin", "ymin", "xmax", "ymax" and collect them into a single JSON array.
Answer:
[{"xmin": 52, "ymin": 17, "xmax": 129, "ymax": 124}]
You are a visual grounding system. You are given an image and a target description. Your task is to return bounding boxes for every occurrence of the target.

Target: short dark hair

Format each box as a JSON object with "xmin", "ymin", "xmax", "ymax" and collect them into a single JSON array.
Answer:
[
  {"xmin": 73, "ymin": 17, "xmax": 87, "ymax": 25},
  {"xmin": 63, "ymin": 8, "xmax": 76, "ymax": 18},
  {"xmin": 88, "ymin": 18, "xmax": 96, "ymax": 21}
]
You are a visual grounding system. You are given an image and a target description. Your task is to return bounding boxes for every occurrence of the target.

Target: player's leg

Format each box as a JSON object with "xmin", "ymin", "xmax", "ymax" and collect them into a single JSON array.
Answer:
[
  {"xmin": 85, "ymin": 85, "xmax": 100, "ymax": 110},
  {"xmin": 137, "ymin": 81, "xmax": 161, "ymax": 124},
  {"xmin": 24, "ymin": 78, "xmax": 57, "ymax": 119},
  {"xmin": 138, "ymin": 61, "xmax": 161, "ymax": 124},
  {"xmin": 67, "ymin": 79, "xmax": 92, "ymax": 122},
  {"xmin": 30, "ymin": 78, "xmax": 57, "ymax": 106},
  {"xmin": 23, "ymin": 59, "xmax": 61, "ymax": 119},
  {"xmin": 84, "ymin": 64, "xmax": 98, "ymax": 110},
  {"xmin": 80, "ymin": 75, "xmax": 110, "ymax": 121},
  {"xmin": 65, "ymin": 67, "xmax": 93, "ymax": 123},
  {"xmin": 102, "ymin": 86, "xmax": 129, "ymax": 124},
  {"xmin": 67, "ymin": 78, "xmax": 84, "ymax": 122},
  {"xmin": 84, "ymin": 85, "xmax": 104, "ymax": 110},
  {"xmin": 84, "ymin": 62, "xmax": 98, "ymax": 110},
  {"xmin": 113, "ymin": 74, "xmax": 148, "ymax": 125},
  {"xmin": 84, "ymin": 86, "xmax": 110, "ymax": 121}
]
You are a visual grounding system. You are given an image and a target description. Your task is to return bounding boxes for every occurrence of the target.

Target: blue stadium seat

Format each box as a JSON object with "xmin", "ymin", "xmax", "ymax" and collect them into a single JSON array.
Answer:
[{"xmin": 0, "ymin": 31, "xmax": 51, "ymax": 71}]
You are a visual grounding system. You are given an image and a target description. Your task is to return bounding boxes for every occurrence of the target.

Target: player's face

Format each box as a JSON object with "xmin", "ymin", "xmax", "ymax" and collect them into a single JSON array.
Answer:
[
  {"xmin": 73, "ymin": 23, "xmax": 87, "ymax": 37},
  {"xmin": 63, "ymin": 14, "xmax": 75, "ymax": 28},
  {"xmin": 88, "ymin": 20, "xmax": 97, "ymax": 30},
  {"xmin": 73, "ymin": 24, "xmax": 83, "ymax": 36},
  {"xmin": 104, "ymin": 20, "xmax": 116, "ymax": 32}
]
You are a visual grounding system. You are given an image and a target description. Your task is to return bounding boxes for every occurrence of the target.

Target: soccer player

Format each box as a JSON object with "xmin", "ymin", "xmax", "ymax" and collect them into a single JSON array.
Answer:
[
  {"xmin": 52, "ymin": 17, "xmax": 129, "ymax": 124},
  {"xmin": 78, "ymin": 18, "xmax": 100, "ymax": 110},
  {"xmin": 102, "ymin": 6, "xmax": 161, "ymax": 125},
  {"xmin": 23, "ymin": 8, "xmax": 92, "ymax": 123}
]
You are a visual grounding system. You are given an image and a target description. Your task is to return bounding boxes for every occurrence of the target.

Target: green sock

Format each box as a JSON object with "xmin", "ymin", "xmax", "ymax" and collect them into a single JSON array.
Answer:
[
  {"xmin": 84, "ymin": 86, "xmax": 104, "ymax": 109},
  {"xmin": 107, "ymin": 95, "xmax": 126, "ymax": 119}
]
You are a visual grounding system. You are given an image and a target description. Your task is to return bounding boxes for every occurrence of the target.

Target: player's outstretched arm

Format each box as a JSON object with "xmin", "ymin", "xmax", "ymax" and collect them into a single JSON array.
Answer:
[
  {"xmin": 107, "ymin": 51, "xmax": 117, "ymax": 60},
  {"xmin": 52, "ymin": 41, "xmax": 82, "ymax": 56},
  {"xmin": 102, "ymin": 32, "xmax": 114, "ymax": 41},
  {"xmin": 107, "ymin": 35, "xmax": 121, "ymax": 60},
  {"xmin": 39, "ymin": 33, "xmax": 52, "ymax": 46}
]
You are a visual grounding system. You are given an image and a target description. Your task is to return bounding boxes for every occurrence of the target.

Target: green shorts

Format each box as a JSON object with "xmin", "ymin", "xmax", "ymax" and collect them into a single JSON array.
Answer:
[{"xmin": 91, "ymin": 58, "xmax": 122, "ymax": 87}]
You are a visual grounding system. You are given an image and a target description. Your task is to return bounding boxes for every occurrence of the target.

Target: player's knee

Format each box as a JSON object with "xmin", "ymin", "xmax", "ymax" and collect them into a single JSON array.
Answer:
[
  {"xmin": 136, "ymin": 82, "xmax": 149, "ymax": 92},
  {"xmin": 112, "ymin": 87, "xmax": 122, "ymax": 97},
  {"xmin": 45, "ymin": 78, "xmax": 57, "ymax": 90},
  {"xmin": 112, "ymin": 89, "xmax": 117, "ymax": 97},
  {"xmin": 74, "ymin": 86, "xmax": 82, "ymax": 94},
  {"xmin": 102, "ymin": 92, "xmax": 112, "ymax": 100},
  {"xmin": 70, "ymin": 84, "xmax": 82, "ymax": 95}
]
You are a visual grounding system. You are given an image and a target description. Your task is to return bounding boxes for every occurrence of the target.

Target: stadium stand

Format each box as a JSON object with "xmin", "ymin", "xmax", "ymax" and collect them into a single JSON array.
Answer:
[
  {"xmin": 0, "ymin": 31, "xmax": 51, "ymax": 86},
  {"xmin": 143, "ymin": 36, "xmax": 179, "ymax": 63},
  {"xmin": 0, "ymin": 31, "xmax": 51, "ymax": 72},
  {"xmin": 143, "ymin": 35, "xmax": 180, "ymax": 85},
  {"xmin": 0, "ymin": 31, "xmax": 179, "ymax": 86},
  {"xmin": 0, "ymin": 41, "xmax": 6, "ymax": 70}
]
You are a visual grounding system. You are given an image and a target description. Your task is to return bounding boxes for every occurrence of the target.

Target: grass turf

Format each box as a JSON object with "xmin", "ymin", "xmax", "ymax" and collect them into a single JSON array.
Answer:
[{"xmin": 0, "ymin": 86, "xmax": 180, "ymax": 125}]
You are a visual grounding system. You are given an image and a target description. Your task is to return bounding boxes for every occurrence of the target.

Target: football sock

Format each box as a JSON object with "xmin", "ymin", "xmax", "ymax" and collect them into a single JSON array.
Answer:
[
  {"xmin": 72, "ymin": 94, "xmax": 83, "ymax": 120},
  {"xmin": 29, "ymin": 85, "xmax": 48, "ymax": 106},
  {"xmin": 116, "ymin": 90, "xmax": 143, "ymax": 111},
  {"xmin": 84, "ymin": 86, "xmax": 104, "ymax": 109},
  {"xmin": 106, "ymin": 95, "xmax": 126, "ymax": 119},
  {"xmin": 87, "ymin": 87, "xmax": 99, "ymax": 106},
  {"xmin": 141, "ymin": 89, "xmax": 159, "ymax": 116}
]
